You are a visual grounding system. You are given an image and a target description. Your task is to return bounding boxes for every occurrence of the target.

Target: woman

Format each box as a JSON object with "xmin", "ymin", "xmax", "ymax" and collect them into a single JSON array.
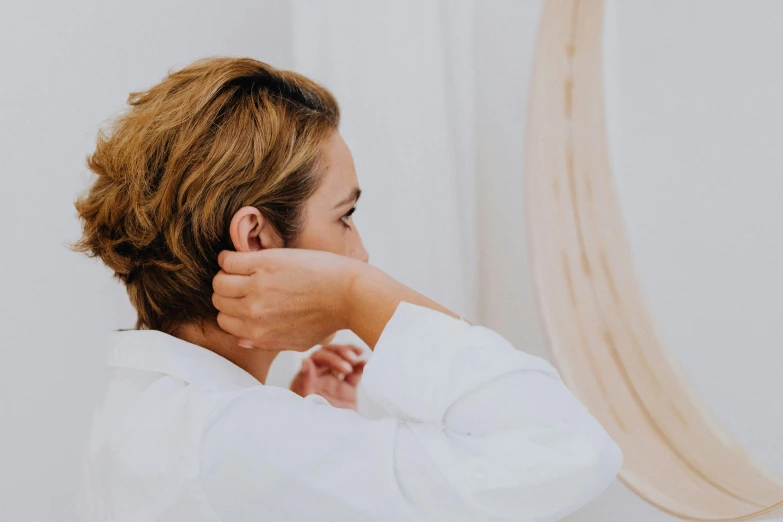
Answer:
[{"xmin": 76, "ymin": 57, "xmax": 621, "ymax": 521}]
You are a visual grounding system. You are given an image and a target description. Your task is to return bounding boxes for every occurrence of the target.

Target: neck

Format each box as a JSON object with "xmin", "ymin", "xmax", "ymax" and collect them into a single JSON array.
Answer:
[{"xmin": 174, "ymin": 323, "xmax": 279, "ymax": 384}]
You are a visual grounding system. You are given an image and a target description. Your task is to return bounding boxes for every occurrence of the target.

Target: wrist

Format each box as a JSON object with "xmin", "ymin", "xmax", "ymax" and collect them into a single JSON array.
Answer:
[
  {"xmin": 341, "ymin": 261, "xmax": 374, "ymax": 333},
  {"xmin": 343, "ymin": 263, "xmax": 403, "ymax": 348},
  {"xmin": 330, "ymin": 258, "xmax": 369, "ymax": 333},
  {"xmin": 338, "ymin": 260, "xmax": 461, "ymax": 349}
]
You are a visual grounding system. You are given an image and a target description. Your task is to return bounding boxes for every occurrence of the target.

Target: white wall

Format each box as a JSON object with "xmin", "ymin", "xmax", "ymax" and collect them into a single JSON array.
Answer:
[
  {"xmin": 606, "ymin": 0, "xmax": 783, "ymax": 480},
  {"xmin": 0, "ymin": 1, "xmax": 291, "ymax": 520},
  {"xmin": 289, "ymin": 0, "xmax": 480, "ymax": 320},
  {"xmin": 475, "ymin": 0, "xmax": 549, "ymax": 360}
]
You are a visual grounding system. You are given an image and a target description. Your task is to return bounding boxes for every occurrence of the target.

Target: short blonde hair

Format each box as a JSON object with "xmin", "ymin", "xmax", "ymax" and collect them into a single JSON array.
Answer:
[{"xmin": 73, "ymin": 57, "xmax": 340, "ymax": 332}]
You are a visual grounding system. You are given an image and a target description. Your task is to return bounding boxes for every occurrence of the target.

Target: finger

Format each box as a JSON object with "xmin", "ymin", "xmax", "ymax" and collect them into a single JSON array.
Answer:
[
  {"xmin": 322, "ymin": 344, "xmax": 363, "ymax": 362},
  {"xmin": 218, "ymin": 250, "xmax": 260, "ymax": 275},
  {"xmin": 311, "ymin": 349, "xmax": 354, "ymax": 374},
  {"xmin": 312, "ymin": 359, "xmax": 334, "ymax": 376},
  {"xmin": 311, "ymin": 350, "xmax": 354, "ymax": 374},
  {"xmin": 212, "ymin": 270, "xmax": 251, "ymax": 298},
  {"xmin": 212, "ymin": 293, "xmax": 250, "ymax": 318},
  {"xmin": 345, "ymin": 361, "xmax": 366, "ymax": 386},
  {"xmin": 216, "ymin": 312, "xmax": 252, "ymax": 341},
  {"xmin": 290, "ymin": 361, "xmax": 310, "ymax": 396},
  {"xmin": 289, "ymin": 371, "xmax": 304, "ymax": 396},
  {"xmin": 344, "ymin": 344, "xmax": 365, "ymax": 356},
  {"xmin": 300, "ymin": 358, "xmax": 317, "ymax": 396}
]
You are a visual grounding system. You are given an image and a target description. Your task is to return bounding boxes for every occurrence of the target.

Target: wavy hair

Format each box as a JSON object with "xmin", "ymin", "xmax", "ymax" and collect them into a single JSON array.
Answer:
[{"xmin": 73, "ymin": 57, "xmax": 340, "ymax": 332}]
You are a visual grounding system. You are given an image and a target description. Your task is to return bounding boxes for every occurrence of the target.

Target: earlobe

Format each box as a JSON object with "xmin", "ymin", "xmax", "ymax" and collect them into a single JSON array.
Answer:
[{"xmin": 229, "ymin": 207, "xmax": 264, "ymax": 253}]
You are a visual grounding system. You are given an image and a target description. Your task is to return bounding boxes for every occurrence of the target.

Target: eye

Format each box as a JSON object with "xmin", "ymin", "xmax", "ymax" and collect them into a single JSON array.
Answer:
[{"xmin": 340, "ymin": 206, "xmax": 356, "ymax": 227}]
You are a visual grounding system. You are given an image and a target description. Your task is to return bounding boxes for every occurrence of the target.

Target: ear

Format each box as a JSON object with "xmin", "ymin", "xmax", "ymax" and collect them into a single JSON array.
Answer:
[{"xmin": 229, "ymin": 206, "xmax": 282, "ymax": 252}]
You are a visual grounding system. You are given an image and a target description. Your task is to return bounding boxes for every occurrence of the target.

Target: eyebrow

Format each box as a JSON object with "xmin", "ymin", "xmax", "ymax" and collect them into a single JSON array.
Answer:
[{"xmin": 333, "ymin": 187, "xmax": 362, "ymax": 209}]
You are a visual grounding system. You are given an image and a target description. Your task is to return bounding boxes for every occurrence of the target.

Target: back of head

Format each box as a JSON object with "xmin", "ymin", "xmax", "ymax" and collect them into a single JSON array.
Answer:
[{"xmin": 73, "ymin": 57, "xmax": 340, "ymax": 333}]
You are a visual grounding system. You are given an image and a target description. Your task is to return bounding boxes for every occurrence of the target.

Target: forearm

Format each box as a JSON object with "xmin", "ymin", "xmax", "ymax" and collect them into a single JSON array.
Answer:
[{"xmin": 344, "ymin": 263, "xmax": 461, "ymax": 349}]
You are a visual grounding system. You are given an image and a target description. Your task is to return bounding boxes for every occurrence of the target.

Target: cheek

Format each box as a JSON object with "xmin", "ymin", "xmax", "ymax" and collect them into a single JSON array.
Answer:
[{"xmin": 294, "ymin": 221, "xmax": 350, "ymax": 256}]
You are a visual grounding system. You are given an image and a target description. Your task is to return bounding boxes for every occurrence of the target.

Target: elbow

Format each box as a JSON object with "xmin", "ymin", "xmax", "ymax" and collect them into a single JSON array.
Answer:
[
  {"xmin": 469, "ymin": 425, "xmax": 623, "ymax": 521},
  {"xmin": 535, "ymin": 426, "xmax": 624, "ymax": 519},
  {"xmin": 581, "ymin": 431, "xmax": 623, "ymax": 496}
]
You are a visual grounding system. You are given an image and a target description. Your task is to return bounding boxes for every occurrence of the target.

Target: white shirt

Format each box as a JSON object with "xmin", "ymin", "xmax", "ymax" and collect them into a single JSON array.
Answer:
[{"xmin": 83, "ymin": 302, "xmax": 622, "ymax": 522}]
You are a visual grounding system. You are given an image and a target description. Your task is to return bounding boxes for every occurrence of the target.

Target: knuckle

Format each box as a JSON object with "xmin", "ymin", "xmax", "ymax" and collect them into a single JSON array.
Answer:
[
  {"xmin": 250, "ymin": 324, "xmax": 267, "ymax": 342},
  {"xmin": 249, "ymin": 271, "xmax": 265, "ymax": 288},
  {"xmin": 247, "ymin": 300, "xmax": 264, "ymax": 319}
]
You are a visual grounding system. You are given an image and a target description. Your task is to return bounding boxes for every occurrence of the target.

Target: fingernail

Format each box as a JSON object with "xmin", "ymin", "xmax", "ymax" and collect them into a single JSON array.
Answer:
[
  {"xmin": 341, "ymin": 363, "xmax": 352, "ymax": 373},
  {"xmin": 238, "ymin": 339, "xmax": 255, "ymax": 349}
]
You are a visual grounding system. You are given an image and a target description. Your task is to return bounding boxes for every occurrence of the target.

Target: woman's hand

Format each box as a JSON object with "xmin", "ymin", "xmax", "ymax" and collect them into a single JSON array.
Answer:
[
  {"xmin": 212, "ymin": 249, "xmax": 362, "ymax": 352},
  {"xmin": 212, "ymin": 248, "xmax": 460, "ymax": 351},
  {"xmin": 289, "ymin": 344, "xmax": 366, "ymax": 410}
]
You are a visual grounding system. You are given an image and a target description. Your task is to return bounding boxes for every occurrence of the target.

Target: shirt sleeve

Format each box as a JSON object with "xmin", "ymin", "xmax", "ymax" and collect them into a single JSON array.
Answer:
[{"xmin": 199, "ymin": 302, "xmax": 622, "ymax": 522}]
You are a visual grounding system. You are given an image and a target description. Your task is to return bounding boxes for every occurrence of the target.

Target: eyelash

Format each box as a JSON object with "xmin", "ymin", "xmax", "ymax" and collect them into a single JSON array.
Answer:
[{"xmin": 341, "ymin": 207, "xmax": 356, "ymax": 227}]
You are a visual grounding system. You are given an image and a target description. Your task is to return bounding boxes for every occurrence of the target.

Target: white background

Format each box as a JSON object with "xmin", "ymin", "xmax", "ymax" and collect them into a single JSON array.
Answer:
[
  {"xmin": 605, "ymin": 0, "xmax": 783, "ymax": 480},
  {"xmin": 0, "ymin": 1, "xmax": 781, "ymax": 521}
]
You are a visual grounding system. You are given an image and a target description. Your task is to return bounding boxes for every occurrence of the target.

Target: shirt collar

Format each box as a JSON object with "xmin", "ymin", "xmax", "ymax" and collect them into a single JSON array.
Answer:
[{"xmin": 106, "ymin": 329, "xmax": 261, "ymax": 388}]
